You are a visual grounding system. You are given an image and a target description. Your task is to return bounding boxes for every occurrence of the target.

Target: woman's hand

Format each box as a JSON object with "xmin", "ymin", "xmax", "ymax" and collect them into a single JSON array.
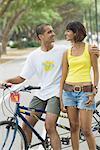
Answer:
[
  {"xmin": 60, "ymin": 99, "xmax": 67, "ymax": 113},
  {"xmin": 85, "ymin": 94, "xmax": 95, "ymax": 106}
]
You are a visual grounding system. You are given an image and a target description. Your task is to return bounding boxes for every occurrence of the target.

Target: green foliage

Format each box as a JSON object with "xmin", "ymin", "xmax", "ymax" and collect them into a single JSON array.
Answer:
[
  {"xmin": 0, "ymin": 0, "xmax": 99, "ymax": 42},
  {"xmin": 8, "ymin": 39, "xmax": 40, "ymax": 49}
]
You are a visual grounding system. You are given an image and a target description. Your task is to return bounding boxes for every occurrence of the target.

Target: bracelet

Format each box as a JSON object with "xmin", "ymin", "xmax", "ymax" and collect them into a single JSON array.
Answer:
[
  {"xmin": 93, "ymin": 86, "xmax": 98, "ymax": 89},
  {"xmin": 93, "ymin": 86, "xmax": 98, "ymax": 94}
]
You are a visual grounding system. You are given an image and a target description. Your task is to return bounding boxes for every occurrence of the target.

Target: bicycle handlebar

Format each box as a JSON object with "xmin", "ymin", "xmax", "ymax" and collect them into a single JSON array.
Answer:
[
  {"xmin": 0, "ymin": 83, "xmax": 41, "ymax": 91},
  {"xmin": 20, "ymin": 85, "xmax": 41, "ymax": 91}
]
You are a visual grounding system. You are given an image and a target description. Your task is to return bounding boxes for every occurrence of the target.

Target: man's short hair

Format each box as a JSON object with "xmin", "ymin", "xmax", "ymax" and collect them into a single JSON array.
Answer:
[
  {"xmin": 66, "ymin": 21, "xmax": 87, "ymax": 42},
  {"xmin": 35, "ymin": 23, "xmax": 50, "ymax": 39}
]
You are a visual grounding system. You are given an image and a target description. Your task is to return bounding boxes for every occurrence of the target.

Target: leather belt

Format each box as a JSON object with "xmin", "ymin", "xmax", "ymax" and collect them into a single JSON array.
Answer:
[{"xmin": 63, "ymin": 83, "xmax": 93, "ymax": 92}]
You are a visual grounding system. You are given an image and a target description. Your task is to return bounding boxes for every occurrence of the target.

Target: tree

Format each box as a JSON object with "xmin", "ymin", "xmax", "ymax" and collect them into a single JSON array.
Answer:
[
  {"xmin": 0, "ymin": 0, "xmax": 15, "ymax": 56},
  {"xmin": 53, "ymin": 0, "xmax": 91, "ymax": 39},
  {"xmin": 1, "ymin": 8, "xmax": 26, "ymax": 54},
  {"xmin": 0, "ymin": 0, "xmax": 96, "ymax": 57},
  {"xmin": 0, "ymin": 0, "xmax": 64, "ymax": 55},
  {"xmin": 0, "ymin": 0, "xmax": 14, "ymax": 17}
]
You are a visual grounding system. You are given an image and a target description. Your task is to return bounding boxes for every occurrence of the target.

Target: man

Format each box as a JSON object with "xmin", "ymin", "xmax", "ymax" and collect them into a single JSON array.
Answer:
[
  {"xmin": 2, "ymin": 23, "xmax": 99, "ymax": 149},
  {"xmin": 4, "ymin": 23, "xmax": 67, "ymax": 150}
]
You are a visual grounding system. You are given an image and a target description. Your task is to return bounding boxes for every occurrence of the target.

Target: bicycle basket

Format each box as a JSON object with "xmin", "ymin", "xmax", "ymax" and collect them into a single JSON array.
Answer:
[{"xmin": 10, "ymin": 92, "xmax": 20, "ymax": 102}]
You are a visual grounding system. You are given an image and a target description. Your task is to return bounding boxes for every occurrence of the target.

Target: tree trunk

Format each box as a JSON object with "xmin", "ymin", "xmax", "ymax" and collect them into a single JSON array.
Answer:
[
  {"xmin": 1, "ymin": 8, "xmax": 26, "ymax": 54},
  {"xmin": 0, "ymin": 0, "xmax": 13, "ymax": 17},
  {"xmin": 0, "ymin": 45, "xmax": 2, "ymax": 57}
]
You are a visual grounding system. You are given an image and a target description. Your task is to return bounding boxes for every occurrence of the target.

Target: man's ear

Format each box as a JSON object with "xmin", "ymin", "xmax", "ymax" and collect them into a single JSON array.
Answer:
[{"xmin": 38, "ymin": 34, "xmax": 43, "ymax": 40}]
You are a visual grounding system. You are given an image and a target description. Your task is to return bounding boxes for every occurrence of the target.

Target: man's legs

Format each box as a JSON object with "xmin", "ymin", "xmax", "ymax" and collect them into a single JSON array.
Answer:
[
  {"xmin": 45, "ymin": 97, "xmax": 61, "ymax": 150},
  {"xmin": 22, "ymin": 96, "xmax": 47, "ymax": 145},
  {"xmin": 22, "ymin": 111, "xmax": 42, "ymax": 144},
  {"xmin": 45, "ymin": 113, "xmax": 61, "ymax": 150}
]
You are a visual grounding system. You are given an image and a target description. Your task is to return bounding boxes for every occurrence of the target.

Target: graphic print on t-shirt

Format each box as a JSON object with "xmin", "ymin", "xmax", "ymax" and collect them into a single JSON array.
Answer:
[{"xmin": 42, "ymin": 61, "xmax": 54, "ymax": 72}]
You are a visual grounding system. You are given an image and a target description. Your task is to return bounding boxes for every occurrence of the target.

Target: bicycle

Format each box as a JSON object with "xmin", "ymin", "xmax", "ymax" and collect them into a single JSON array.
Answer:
[{"xmin": 0, "ymin": 84, "xmax": 100, "ymax": 150}]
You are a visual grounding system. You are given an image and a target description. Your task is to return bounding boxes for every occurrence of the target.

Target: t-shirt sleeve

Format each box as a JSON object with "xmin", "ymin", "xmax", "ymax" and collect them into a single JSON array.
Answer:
[{"xmin": 20, "ymin": 54, "xmax": 35, "ymax": 79}]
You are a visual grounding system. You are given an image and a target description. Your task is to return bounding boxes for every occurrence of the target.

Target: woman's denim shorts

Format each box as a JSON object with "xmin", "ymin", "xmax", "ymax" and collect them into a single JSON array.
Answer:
[{"xmin": 62, "ymin": 90, "xmax": 96, "ymax": 111}]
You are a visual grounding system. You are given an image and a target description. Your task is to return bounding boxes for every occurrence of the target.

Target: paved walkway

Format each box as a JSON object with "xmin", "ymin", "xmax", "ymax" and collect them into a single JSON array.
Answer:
[{"xmin": 0, "ymin": 47, "xmax": 34, "ymax": 64}]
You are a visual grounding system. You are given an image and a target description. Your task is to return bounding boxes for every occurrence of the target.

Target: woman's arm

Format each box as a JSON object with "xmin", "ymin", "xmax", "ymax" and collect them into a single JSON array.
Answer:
[
  {"xmin": 85, "ymin": 47, "xmax": 99, "ymax": 106},
  {"xmin": 60, "ymin": 51, "xmax": 68, "ymax": 112}
]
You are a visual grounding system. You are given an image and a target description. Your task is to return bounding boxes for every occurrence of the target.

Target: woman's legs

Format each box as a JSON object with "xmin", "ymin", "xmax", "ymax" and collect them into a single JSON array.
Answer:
[
  {"xmin": 67, "ymin": 106, "xmax": 80, "ymax": 150},
  {"xmin": 80, "ymin": 110, "xmax": 96, "ymax": 150}
]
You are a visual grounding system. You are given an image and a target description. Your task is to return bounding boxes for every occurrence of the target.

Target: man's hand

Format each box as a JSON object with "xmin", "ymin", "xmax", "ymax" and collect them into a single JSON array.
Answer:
[
  {"xmin": 0, "ymin": 82, "xmax": 12, "ymax": 89},
  {"xmin": 90, "ymin": 45, "xmax": 99, "ymax": 57}
]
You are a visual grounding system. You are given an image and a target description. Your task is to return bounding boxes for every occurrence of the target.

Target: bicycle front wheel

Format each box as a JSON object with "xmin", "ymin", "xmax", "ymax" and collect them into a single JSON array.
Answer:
[{"xmin": 0, "ymin": 121, "xmax": 28, "ymax": 150}]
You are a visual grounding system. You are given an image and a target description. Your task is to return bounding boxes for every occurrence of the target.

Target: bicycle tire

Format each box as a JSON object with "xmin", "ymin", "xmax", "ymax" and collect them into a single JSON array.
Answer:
[
  {"xmin": 96, "ymin": 100, "xmax": 100, "ymax": 109},
  {"xmin": 0, "ymin": 120, "xmax": 28, "ymax": 150},
  {"xmin": 92, "ymin": 101, "xmax": 100, "ymax": 150}
]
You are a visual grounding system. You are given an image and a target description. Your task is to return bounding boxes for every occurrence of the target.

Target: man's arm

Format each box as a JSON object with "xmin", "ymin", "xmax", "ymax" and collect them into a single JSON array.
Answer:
[{"xmin": 5, "ymin": 76, "xmax": 25, "ymax": 84}]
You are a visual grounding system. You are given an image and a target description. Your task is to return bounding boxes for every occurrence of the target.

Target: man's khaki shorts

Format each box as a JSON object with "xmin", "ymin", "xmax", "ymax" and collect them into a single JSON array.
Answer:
[{"xmin": 29, "ymin": 96, "xmax": 60, "ymax": 115}]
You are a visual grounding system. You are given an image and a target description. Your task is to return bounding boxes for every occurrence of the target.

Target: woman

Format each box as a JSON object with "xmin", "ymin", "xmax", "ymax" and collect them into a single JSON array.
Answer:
[{"xmin": 60, "ymin": 21, "xmax": 99, "ymax": 150}]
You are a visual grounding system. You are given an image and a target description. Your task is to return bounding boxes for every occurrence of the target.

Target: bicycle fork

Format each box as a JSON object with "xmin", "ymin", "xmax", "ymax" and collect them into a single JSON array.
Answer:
[
  {"xmin": 1, "ymin": 118, "xmax": 18, "ymax": 150},
  {"xmin": 1, "ymin": 125, "xmax": 10, "ymax": 149},
  {"xmin": 2, "ymin": 104, "xmax": 19, "ymax": 150}
]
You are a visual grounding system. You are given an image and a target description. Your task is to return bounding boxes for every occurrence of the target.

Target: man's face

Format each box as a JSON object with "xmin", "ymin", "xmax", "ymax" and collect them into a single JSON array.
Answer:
[{"xmin": 40, "ymin": 25, "xmax": 55, "ymax": 45}]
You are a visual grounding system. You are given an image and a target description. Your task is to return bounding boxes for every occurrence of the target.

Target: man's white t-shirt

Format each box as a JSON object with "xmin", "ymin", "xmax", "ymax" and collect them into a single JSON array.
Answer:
[{"xmin": 20, "ymin": 44, "xmax": 67, "ymax": 100}]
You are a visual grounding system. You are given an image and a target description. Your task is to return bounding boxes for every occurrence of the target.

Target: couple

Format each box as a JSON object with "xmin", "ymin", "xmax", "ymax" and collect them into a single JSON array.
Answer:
[{"xmin": 3, "ymin": 22, "xmax": 99, "ymax": 150}]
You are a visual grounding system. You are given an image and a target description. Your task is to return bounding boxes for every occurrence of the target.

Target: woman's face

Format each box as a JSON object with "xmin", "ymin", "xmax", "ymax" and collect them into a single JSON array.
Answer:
[{"xmin": 65, "ymin": 30, "xmax": 75, "ymax": 41}]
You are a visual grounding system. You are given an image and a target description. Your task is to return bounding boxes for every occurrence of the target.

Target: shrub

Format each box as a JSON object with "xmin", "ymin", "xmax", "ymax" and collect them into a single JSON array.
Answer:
[{"xmin": 8, "ymin": 39, "xmax": 40, "ymax": 48}]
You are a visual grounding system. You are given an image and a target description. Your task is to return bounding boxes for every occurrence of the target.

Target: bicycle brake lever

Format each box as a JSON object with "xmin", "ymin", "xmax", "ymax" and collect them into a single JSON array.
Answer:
[
  {"xmin": 26, "ymin": 90, "xmax": 31, "ymax": 93},
  {"xmin": 0, "ymin": 83, "xmax": 12, "ymax": 89}
]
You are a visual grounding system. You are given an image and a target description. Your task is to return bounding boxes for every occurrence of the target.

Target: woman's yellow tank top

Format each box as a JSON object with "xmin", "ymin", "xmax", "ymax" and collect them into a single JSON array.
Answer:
[{"xmin": 65, "ymin": 43, "xmax": 92, "ymax": 83}]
